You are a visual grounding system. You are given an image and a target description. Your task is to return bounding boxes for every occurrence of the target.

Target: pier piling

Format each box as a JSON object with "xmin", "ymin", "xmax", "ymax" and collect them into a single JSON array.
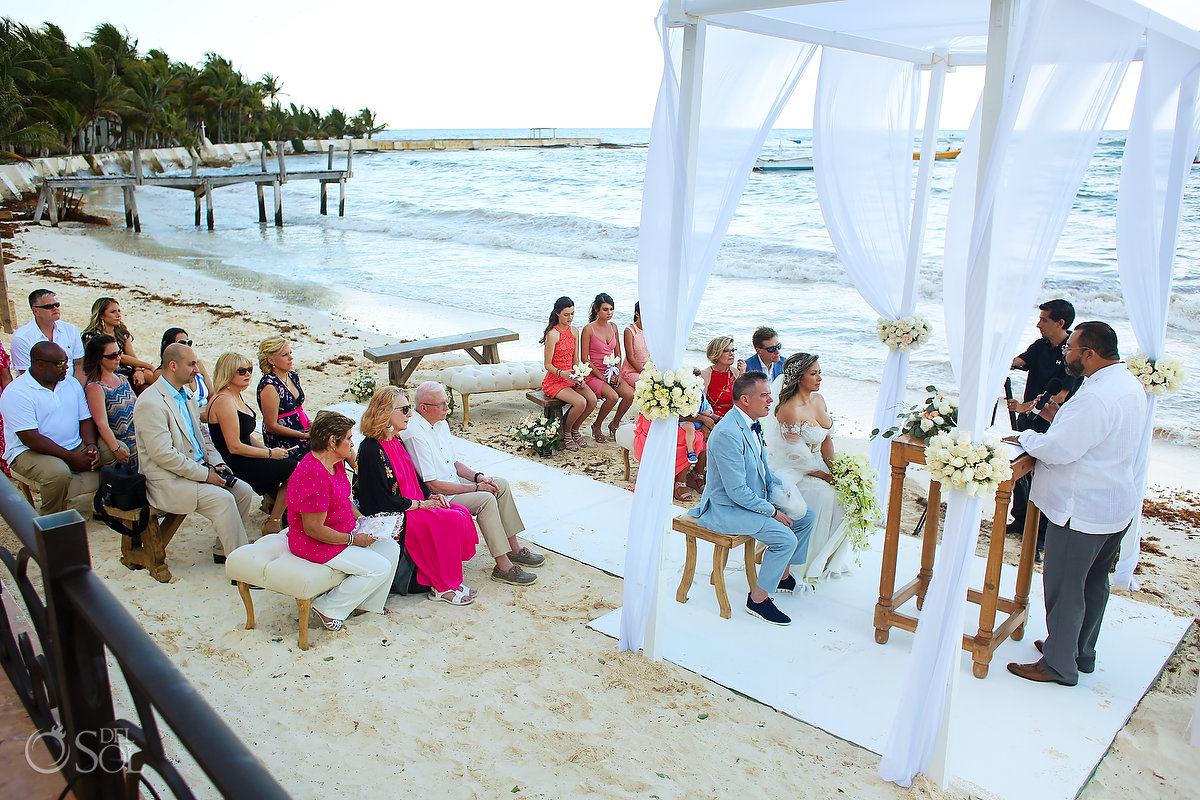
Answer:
[
  {"xmin": 273, "ymin": 180, "xmax": 283, "ymax": 227},
  {"xmin": 257, "ymin": 183, "xmax": 267, "ymax": 223},
  {"xmin": 205, "ymin": 181, "xmax": 214, "ymax": 230}
]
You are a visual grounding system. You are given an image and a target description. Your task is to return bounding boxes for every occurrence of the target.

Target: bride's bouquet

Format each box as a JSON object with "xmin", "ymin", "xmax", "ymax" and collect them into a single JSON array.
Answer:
[
  {"xmin": 924, "ymin": 429, "xmax": 1013, "ymax": 497},
  {"xmin": 828, "ymin": 454, "xmax": 882, "ymax": 553},
  {"xmin": 1127, "ymin": 352, "xmax": 1186, "ymax": 396},
  {"xmin": 871, "ymin": 386, "xmax": 958, "ymax": 444},
  {"xmin": 633, "ymin": 359, "xmax": 704, "ymax": 419},
  {"xmin": 877, "ymin": 316, "xmax": 933, "ymax": 352}
]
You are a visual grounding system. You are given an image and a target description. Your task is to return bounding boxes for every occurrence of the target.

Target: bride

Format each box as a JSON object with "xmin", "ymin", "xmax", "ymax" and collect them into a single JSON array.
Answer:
[{"xmin": 763, "ymin": 352, "xmax": 853, "ymax": 585}]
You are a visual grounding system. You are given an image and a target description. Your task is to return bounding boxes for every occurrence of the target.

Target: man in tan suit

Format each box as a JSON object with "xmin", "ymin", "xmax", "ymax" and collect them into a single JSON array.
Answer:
[{"xmin": 134, "ymin": 343, "xmax": 254, "ymax": 560}]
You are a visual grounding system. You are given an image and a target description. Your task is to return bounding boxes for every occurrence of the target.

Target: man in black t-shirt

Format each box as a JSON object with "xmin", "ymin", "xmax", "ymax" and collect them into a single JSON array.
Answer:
[{"xmin": 1006, "ymin": 299, "xmax": 1080, "ymax": 552}]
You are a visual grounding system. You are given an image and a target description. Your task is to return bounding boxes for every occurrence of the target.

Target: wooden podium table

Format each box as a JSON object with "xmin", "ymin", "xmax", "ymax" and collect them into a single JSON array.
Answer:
[{"xmin": 873, "ymin": 435, "xmax": 1040, "ymax": 678}]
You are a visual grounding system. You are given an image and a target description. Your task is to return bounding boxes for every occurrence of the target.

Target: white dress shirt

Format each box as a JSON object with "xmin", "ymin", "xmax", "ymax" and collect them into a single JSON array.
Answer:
[
  {"xmin": 1018, "ymin": 362, "xmax": 1146, "ymax": 534},
  {"xmin": 399, "ymin": 413, "xmax": 466, "ymax": 485},
  {"xmin": 10, "ymin": 319, "xmax": 85, "ymax": 373}
]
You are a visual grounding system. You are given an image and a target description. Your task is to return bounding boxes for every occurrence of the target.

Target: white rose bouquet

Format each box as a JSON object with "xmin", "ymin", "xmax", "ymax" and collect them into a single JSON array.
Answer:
[
  {"xmin": 828, "ymin": 454, "xmax": 882, "ymax": 553},
  {"xmin": 602, "ymin": 353, "xmax": 622, "ymax": 382},
  {"xmin": 506, "ymin": 413, "xmax": 562, "ymax": 453},
  {"xmin": 633, "ymin": 360, "xmax": 704, "ymax": 420},
  {"xmin": 877, "ymin": 316, "xmax": 933, "ymax": 352},
  {"xmin": 924, "ymin": 429, "xmax": 1013, "ymax": 497},
  {"xmin": 1127, "ymin": 353, "xmax": 1186, "ymax": 396},
  {"xmin": 343, "ymin": 367, "xmax": 376, "ymax": 402},
  {"xmin": 569, "ymin": 362, "xmax": 592, "ymax": 383},
  {"xmin": 871, "ymin": 385, "xmax": 958, "ymax": 444}
]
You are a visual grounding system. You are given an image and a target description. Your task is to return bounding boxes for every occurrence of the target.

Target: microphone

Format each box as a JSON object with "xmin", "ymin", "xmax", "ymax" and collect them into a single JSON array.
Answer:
[{"xmin": 1034, "ymin": 377, "xmax": 1064, "ymax": 411}]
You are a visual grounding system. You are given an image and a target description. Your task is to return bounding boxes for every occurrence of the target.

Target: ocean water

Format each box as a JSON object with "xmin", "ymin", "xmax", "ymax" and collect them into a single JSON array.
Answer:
[{"xmin": 76, "ymin": 127, "xmax": 1200, "ymax": 445}]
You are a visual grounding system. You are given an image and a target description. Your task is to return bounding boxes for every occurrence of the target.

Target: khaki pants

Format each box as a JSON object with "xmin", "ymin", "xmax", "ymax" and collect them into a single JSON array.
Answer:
[
  {"xmin": 11, "ymin": 441, "xmax": 115, "ymax": 515},
  {"xmin": 199, "ymin": 479, "xmax": 256, "ymax": 557},
  {"xmin": 455, "ymin": 477, "xmax": 525, "ymax": 558}
]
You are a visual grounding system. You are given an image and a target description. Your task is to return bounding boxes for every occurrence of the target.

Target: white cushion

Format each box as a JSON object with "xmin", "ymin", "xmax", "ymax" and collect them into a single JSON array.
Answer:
[
  {"xmin": 441, "ymin": 361, "xmax": 546, "ymax": 394},
  {"xmin": 615, "ymin": 423, "xmax": 637, "ymax": 455},
  {"xmin": 225, "ymin": 533, "xmax": 342, "ymax": 598}
]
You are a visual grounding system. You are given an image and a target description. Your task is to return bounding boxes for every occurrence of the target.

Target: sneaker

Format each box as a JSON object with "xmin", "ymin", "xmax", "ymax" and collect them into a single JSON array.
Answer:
[
  {"xmin": 509, "ymin": 546, "xmax": 545, "ymax": 568},
  {"xmin": 777, "ymin": 574, "xmax": 797, "ymax": 594},
  {"xmin": 745, "ymin": 593, "xmax": 791, "ymax": 626},
  {"xmin": 686, "ymin": 450, "xmax": 698, "ymax": 464},
  {"xmin": 491, "ymin": 564, "xmax": 538, "ymax": 586}
]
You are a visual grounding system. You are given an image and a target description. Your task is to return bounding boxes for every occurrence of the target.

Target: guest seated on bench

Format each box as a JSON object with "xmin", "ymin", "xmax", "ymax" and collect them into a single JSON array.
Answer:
[
  {"xmin": 208, "ymin": 352, "xmax": 298, "ymax": 536},
  {"xmin": 83, "ymin": 335, "xmax": 138, "ymax": 468},
  {"xmin": 1, "ymin": 342, "xmax": 114, "ymax": 513},
  {"xmin": 257, "ymin": 334, "xmax": 312, "ymax": 458},
  {"xmin": 82, "ymin": 297, "xmax": 156, "ymax": 389},
  {"xmin": 151, "ymin": 328, "xmax": 213, "ymax": 422},
  {"xmin": 135, "ymin": 343, "xmax": 254, "ymax": 563},
  {"xmin": 701, "ymin": 336, "xmax": 746, "ymax": 419},
  {"xmin": 356, "ymin": 387, "xmax": 478, "ymax": 606},
  {"xmin": 580, "ymin": 293, "xmax": 634, "ymax": 443},
  {"xmin": 540, "ymin": 296, "xmax": 597, "ymax": 451},
  {"xmin": 287, "ymin": 410, "xmax": 400, "ymax": 632}
]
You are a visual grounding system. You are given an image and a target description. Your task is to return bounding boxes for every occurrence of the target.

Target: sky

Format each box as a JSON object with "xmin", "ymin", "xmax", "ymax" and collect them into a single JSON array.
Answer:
[{"xmin": 6, "ymin": 1, "xmax": 1200, "ymax": 131}]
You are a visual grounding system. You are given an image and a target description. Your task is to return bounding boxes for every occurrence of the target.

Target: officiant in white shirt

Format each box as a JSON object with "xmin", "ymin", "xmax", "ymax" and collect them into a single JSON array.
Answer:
[{"xmin": 1005, "ymin": 322, "xmax": 1145, "ymax": 687}]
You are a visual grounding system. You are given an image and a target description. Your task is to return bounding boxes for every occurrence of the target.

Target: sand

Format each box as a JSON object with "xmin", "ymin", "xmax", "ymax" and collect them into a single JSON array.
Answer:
[{"xmin": 0, "ymin": 217, "xmax": 1196, "ymax": 799}]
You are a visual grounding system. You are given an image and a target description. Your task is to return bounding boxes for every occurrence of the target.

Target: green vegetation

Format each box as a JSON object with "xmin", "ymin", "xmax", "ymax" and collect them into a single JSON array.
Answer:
[{"xmin": 0, "ymin": 19, "xmax": 386, "ymax": 159}]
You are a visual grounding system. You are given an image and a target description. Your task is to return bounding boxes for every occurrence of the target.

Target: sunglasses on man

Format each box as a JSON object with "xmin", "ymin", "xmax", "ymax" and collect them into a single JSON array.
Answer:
[
  {"xmin": 763, "ymin": 344, "xmax": 783, "ymax": 354},
  {"xmin": 35, "ymin": 358, "xmax": 69, "ymax": 368},
  {"xmin": 34, "ymin": 302, "xmax": 61, "ymax": 310}
]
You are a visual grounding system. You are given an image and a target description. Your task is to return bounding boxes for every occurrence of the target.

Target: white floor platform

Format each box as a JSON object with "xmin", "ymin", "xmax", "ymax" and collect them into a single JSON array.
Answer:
[{"xmin": 458, "ymin": 439, "xmax": 1192, "ymax": 800}]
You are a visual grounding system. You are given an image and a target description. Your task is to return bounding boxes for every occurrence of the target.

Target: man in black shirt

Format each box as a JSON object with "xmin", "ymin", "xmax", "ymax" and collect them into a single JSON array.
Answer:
[{"xmin": 1006, "ymin": 299, "xmax": 1080, "ymax": 553}]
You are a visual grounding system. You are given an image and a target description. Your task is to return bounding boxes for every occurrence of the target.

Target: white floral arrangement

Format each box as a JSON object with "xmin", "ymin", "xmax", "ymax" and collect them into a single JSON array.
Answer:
[
  {"xmin": 924, "ymin": 429, "xmax": 1014, "ymax": 497},
  {"xmin": 871, "ymin": 386, "xmax": 958, "ymax": 444},
  {"xmin": 877, "ymin": 316, "xmax": 933, "ymax": 352},
  {"xmin": 633, "ymin": 359, "xmax": 704, "ymax": 420},
  {"xmin": 343, "ymin": 367, "xmax": 376, "ymax": 402},
  {"xmin": 828, "ymin": 454, "xmax": 882, "ymax": 553},
  {"xmin": 602, "ymin": 353, "xmax": 622, "ymax": 381},
  {"xmin": 1127, "ymin": 353, "xmax": 1186, "ymax": 396},
  {"xmin": 506, "ymin": 413, "xmax": 562, "ymax": 452},
  {"xmin": 569, "ymin": 362, "xmax": 592, "ymax": 383}
]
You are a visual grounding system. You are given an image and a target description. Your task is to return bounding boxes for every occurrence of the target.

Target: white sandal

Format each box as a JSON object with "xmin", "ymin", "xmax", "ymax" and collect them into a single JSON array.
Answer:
[{"xmin": 429, "ymin": 585, "xmax": 475, "ymax": 606}]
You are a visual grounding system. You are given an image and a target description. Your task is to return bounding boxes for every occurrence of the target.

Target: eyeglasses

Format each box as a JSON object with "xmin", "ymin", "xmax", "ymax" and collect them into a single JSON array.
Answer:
[
  {"xmin": 419, "ymin": 401, "xmax": 449, "ymax": 409},
  {"xmin": 34, "ymin": 302, "xmax": 61, "ymax": 310},
  {"xmin": 1061, "ymin": 344, "xmax": 1092, "ymax": 354},
  {"xmin": 763, "ymin": 344, "xmax": 783, "ymax": 354},
  {"xmin": 175, "ymin": 339, "xmax": 193, "ymax": 347},
  {"xmin": 393, "ymin": 404, "xmax": 413, "ymax": 415},
  {"xmin": 722, "ymin": 348, "xmax": 736, "ymax": 355},
  {"xmin": 102, "ymin": 352, "xmax": 121, "ymax": 361},
  {"xmin": 35, "ymin": 358, "xmax": 69, "ymax": 368},
  {"xmin": 235, "ymin": 367, "xmax": 253, "ymax": 376}
]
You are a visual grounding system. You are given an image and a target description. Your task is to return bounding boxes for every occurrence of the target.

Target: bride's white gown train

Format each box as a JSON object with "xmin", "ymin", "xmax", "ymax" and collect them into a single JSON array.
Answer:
[{"xmin": 764, "ymin": 416, "xmax": 853, "ymax": 584}]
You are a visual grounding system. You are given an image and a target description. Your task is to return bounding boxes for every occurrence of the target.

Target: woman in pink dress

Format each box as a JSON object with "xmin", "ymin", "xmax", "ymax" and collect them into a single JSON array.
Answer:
[
  {"xmin": 355, "ymin": 386, "xmax": 478, "ymax": 605},
  {"xmin": 0, "ymin": 341, "xmax": 12, "ymax": 477},
  {"xmin": 620, "ymin": 301, "xmax": 648, "ymax": 390},
  {"xmin": 540, "ymin": 296, "xmax": 597, "ymax": 451},
  {"xmin": 580, "ymin": 293, "xmax": 634, "ymax": 443}
]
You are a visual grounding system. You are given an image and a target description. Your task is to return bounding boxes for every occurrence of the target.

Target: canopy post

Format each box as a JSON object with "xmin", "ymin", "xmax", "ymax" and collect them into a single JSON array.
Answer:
[
  {"xmin": 903, "ymin": 50, "xmax": 948, "ymax": 312},
  {"xmin": 644, "ymin": 18, "xmax": 707, "ymax": 663}
]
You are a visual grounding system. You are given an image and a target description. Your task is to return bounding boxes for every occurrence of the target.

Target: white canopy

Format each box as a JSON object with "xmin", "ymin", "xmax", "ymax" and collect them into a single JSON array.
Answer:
[{"xmin": 622, "ymin": 0, "xmax": 1200, "ymax": 790}]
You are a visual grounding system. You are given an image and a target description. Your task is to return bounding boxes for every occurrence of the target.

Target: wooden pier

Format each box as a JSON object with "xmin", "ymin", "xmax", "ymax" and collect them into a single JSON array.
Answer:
[{"xmin": 32, "ymin": 143, "xmax": 352, "ymax": 231}]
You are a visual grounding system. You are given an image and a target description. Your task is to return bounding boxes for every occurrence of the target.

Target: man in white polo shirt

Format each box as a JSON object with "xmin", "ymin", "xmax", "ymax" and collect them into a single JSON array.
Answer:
[
  {"xmin": 11, "ymin": 289, "xmax": 86, "ymax": 385},
  {"xmin": 402, "ymin": 381, "xmax": 544, "ymax": 586},
  {"xmin": 1006, "ymin": 321, "xmax": 1146, "ymax": 687},
  {"xmin": 1, "ymin": 342, "xmax": 113, "ymax": 513}
]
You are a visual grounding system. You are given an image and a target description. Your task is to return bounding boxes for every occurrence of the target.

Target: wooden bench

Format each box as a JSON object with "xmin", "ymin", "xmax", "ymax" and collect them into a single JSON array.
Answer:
[
  {"xmin": 364, "ymin": 327, "xmax": 519, "ymax": 387},
  {"xmin": 672, "ymin": 514, "xmax": 759, "ymax": 619},
  {"xmin": 108, "ymin": 505, "xmax": 189, "ymax": 583},
  {"xmin": 525, "ymin": 390, "xmax": 566, "ymax": 450}
]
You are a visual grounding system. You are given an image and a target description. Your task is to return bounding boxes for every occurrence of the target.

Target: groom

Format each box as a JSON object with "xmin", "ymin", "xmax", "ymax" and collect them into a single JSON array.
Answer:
[{"xmin": 689, "ymin": 370, "xmax": 816, "ymax": 626}]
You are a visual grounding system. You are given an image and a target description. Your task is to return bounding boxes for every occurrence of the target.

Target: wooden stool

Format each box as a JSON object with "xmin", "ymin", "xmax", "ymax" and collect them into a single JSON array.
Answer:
[
  {"xmin": 874, "ymin": 435, "xmax": 1039, "ymax": 678},
  {"xmin": 525, "ymin": 390, "xmax": 567, "ymax": 450},
  {"xmin": 110, "ymin": 505, "xmax": 188, "ymax": 583},
  {"xmin": 672, "ymin": 514, "xmax": 759, "ymax": 619}
]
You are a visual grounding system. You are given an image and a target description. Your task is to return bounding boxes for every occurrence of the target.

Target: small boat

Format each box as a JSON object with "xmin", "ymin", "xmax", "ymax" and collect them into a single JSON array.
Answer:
[
  {"xmin": 912, "ymin": 149, "xmax": 961, "ymax": 160},
  {"xmin": 754, "ymin": 156, "xmax": 813, "ymax": 172}
]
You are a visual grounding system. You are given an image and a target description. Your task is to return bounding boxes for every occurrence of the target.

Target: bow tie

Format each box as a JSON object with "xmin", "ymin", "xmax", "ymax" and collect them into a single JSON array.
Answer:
[{"xmin": 750, "ymin": 421, "xmax": 762, "ymax": 435}]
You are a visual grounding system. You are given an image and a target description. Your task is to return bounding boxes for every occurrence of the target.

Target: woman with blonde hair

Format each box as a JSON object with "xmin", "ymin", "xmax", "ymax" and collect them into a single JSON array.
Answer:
[
  {"xmin": 257, "ymin": 334, "xmax": 311, "ymax": 456},
  {"xmin": 700, "ymin": 335, "xmax": 746, "ymax": 419},
  {"xmin": 208, "ymin": 352, "xmax": 298, "ymax": 535},
  {"xmin": 82, "ymin": 297, "xmax": 155, "ymax": 388},
  {"xmin": 356, "ymin": 386, "xmax": 479, "ymax": 605}
]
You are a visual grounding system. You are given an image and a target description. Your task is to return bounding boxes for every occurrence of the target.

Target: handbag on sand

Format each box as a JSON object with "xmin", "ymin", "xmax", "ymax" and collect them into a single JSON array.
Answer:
[{"xmin": 92, "ymin": 462, "xmax": 149, "ymax": 536}]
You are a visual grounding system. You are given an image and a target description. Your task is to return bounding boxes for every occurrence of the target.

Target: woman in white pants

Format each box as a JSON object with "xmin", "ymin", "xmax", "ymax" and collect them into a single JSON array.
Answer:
[{"xmin": 286, "ymin": 410, "xmax": 399, "ymax": 631}]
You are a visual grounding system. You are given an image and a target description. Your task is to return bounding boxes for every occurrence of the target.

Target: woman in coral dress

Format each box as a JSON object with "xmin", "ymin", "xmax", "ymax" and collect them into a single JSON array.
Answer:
[
  {"xmin": 580, "ymin": 293, "xmax": 634, "ymax": 443},
  {"xmin": 540, "ymin": 296, "xmax": 597, "ymax": 451}
]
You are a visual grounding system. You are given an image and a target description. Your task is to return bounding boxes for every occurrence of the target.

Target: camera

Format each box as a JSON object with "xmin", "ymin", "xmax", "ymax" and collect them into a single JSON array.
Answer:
[{"xmin": 212, "ymin": 464, "xmax": 238, "ymax": 489}]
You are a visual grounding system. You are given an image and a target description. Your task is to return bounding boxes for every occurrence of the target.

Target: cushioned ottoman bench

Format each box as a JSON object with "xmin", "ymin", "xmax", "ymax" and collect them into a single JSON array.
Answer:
[
  {"xmin": 225, "ymin": 533, "xmax": 342, "ymax": 650},
  {"xmin": 441, "ymin": 360, "xmax": 546, "ymax": 424}
]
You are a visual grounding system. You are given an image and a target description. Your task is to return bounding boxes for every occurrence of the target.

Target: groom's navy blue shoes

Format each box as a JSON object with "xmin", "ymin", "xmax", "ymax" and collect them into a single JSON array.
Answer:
[
  {"xmin": 746, "ymin": 593, "xmax": 791, "ymax": 626},
  {"xmin": 777, "ymin": 574, "xmax": 797, "ymax": 594}
]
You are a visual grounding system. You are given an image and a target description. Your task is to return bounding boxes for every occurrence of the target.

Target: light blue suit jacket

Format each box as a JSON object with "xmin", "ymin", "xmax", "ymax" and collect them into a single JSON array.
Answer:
[
  {"xmin": 689, "ymin": 408, "xmax": 783, "ymax": 535},
  {"xmin": 745, "ymin": 353, "xmax": 783, "ymax": 381}
]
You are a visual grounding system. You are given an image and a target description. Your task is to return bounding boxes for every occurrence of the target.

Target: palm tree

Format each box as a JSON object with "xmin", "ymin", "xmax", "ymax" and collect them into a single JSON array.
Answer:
[
  {"xmin": 323, "ymin": 107, "xmax": 348, "ymax": 138},
  {"xmin": 352, "ymin": 107, "xmax": 386, "ymax": 139}
]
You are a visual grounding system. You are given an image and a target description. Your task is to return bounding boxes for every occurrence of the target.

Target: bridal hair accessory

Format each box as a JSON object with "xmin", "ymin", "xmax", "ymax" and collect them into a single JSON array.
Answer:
[
  {"xmin": 871, "ymin": 385, "xmax": 958, "ymax": 443},
  {"xmin": 1127, "ymin": 353, "xmax": 1186, "ymax": 396},
  {"xmin": 633, "ymin": 359, "xmax": 704, "ymax": 419},
  {"xmin": 828, "ymin": 454, "xmax": 882, "ymax": 554},
  {"xmin": 876, "ymin": 316, "xmax": 932, "ymax": 352},
  {"xmin": 782, "ymin": 353, "xmax": 819, "ymax": 386},
  {"xmin": 923, "ymin": 429, "xmax": 1013, "ymax": 497}
]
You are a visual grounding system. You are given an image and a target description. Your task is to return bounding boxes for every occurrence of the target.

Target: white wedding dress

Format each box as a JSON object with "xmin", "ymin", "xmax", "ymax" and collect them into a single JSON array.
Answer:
[{"xmin": 763, "ymin": 407, "xmax": 853, "ymax": 585}]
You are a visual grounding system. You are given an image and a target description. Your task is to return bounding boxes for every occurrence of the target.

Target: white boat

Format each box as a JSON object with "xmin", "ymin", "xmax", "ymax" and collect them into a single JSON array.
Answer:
[{"xmin": 753, "ymin": 156, "xmax": 813, "ymax": 172}]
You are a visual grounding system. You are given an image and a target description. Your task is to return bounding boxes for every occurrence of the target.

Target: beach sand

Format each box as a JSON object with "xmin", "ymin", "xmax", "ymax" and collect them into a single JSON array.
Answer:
[{"xmin": 0, "ymin": 219, "xmax": 1196, "ymax": 799}]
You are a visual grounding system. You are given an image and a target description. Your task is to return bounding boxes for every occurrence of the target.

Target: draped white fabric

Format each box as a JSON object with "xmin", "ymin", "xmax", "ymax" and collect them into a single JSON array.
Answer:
[
  {"xmin": 619, "ymin": 10, "xmax": 816, "ymax": 652},
  {"xmin": 1112, "ymin": 31, "xmax": 1200, "ymax": 590},
  {"xmin": 813, "ymin": 49, "xmax": 921, "ymax": 501},
  {"xmin": 879, "ymin": 0, "xmax": 1140, "ymax": 786}
]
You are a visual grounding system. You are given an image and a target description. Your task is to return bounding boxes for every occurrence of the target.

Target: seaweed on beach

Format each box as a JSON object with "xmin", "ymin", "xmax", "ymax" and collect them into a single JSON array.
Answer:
[{"xmin": 1143, "ymin": 489, "xmax": 1200, "ymax": 533}]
